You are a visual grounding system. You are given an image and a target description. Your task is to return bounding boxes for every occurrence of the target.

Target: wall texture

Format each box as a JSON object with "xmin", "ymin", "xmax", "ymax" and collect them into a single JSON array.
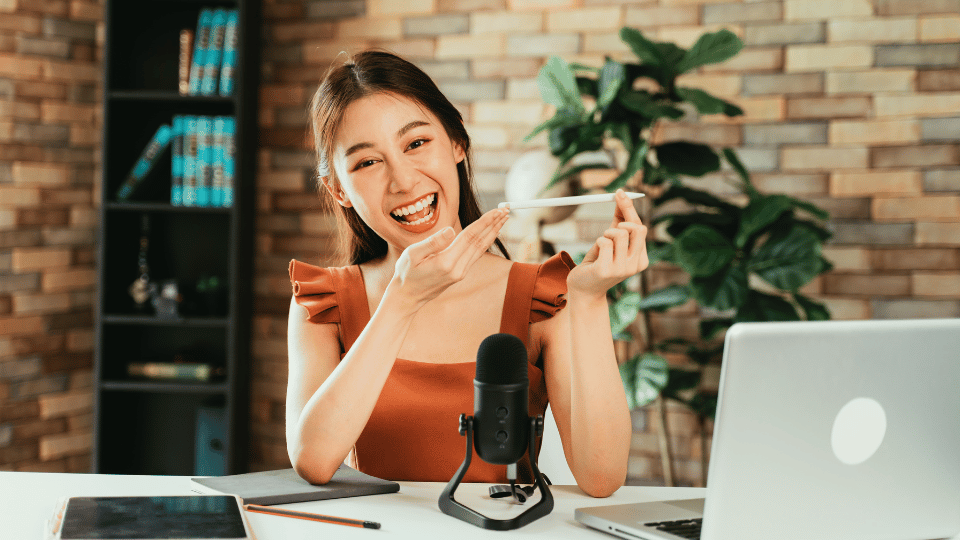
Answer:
[
  {"xmin": 252, "ymin": 0, "xmax": 960, "ymax": 486},
  {"xmin": 0, "ymin": 0, "xmax": 101, "ymax": 471}
]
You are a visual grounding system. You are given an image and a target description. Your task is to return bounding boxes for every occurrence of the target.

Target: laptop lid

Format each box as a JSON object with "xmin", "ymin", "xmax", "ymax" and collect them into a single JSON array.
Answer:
[{"xmin": 702, "ymin": 318, "xmax": 960, "ymax": 540}]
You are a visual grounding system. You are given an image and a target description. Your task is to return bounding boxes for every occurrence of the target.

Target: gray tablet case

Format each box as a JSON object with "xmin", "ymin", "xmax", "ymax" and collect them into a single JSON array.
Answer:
[{"xmin": 190, "ymin": 464, "xmax": 400, "ymax": 506}]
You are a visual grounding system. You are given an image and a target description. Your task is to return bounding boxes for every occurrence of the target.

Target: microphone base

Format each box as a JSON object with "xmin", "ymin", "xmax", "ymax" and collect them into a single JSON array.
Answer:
[{"xmin": 438, "ymin": 415, "xmax": 554, "ymax": 531}]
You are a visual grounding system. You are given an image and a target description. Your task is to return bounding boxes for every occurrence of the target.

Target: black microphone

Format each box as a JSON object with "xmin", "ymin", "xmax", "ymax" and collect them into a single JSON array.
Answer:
[{"xmin": 473, "ymin": 333, "xmax": 529, "ymax": 465}]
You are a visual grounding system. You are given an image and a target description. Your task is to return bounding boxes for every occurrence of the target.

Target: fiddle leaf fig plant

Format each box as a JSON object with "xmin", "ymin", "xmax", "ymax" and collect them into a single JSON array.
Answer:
[{"xmin": 529, "ymin": 28, "xmax": 833, "ymax": 445}]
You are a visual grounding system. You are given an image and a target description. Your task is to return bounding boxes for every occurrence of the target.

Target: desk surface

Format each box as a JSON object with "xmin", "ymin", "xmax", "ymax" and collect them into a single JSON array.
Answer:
[{"xmin": 3, "ymin": 471, "xmax": 702, "ymax": 539}]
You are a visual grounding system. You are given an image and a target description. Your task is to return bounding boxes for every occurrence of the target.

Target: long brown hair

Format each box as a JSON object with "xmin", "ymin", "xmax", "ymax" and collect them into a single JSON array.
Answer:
[{"xmin": 310, "ymin": 49, "xmax": 510, "ymax": 266}]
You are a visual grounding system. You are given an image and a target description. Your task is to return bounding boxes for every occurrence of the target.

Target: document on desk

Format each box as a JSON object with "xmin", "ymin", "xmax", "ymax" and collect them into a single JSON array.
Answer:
[{"xmin": 190, "ymin": 464, "xmax": 400, "ymax": 506}]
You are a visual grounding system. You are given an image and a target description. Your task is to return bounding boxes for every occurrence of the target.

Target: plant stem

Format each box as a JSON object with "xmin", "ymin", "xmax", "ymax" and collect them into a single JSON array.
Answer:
[
  {"xmin": 654, "ymin": 394, "xmax": 674, "ymax": 487},
  {"xmin": 699, "ymin": 415, "xmax": 709, "ymax": 488}
]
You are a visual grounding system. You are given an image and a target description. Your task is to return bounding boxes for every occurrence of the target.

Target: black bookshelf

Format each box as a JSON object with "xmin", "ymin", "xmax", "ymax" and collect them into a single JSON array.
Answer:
[{"xmin": 93, "ymin": 0, "xmax": 259, "ymax": 476}]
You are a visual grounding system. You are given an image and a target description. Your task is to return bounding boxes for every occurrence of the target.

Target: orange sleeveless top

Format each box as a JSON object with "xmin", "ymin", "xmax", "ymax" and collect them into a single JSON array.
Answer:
[{"xmin": 288, "ymin": 252, "xmax": 575, "ymax": 483}]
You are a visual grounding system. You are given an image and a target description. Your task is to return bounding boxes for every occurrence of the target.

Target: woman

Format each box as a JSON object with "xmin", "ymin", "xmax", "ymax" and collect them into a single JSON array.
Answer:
[{"xmin": 286, "ymin": 50, "xmax": 648, "ymax": 498}]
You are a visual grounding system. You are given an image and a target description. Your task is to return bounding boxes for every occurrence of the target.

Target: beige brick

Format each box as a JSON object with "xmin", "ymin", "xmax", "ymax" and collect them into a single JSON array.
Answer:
[
  {"xmin": 828, "ymin": 18, "xmax": 917, "ymax": 43},
  {"xmin": 367, "ymin": 0, "xmax": 435, "ymax": 15},
  {"xmin": 69, "ymin": 206, "xmax": 96, "ymax": 227},
  {"xmin": 41, "ymin": 268, "xmax": 96, "ymax": 293},
  {"xmin": 917, "ymin": 222, "xmax": 960, "ymax": 245},
  {"xmin": 301, "ymin": 40, "xmax": 371, "ymax": 65},
  {"xmin": 260, "ymin": 84, "xmax": 305, "ymax": 107},
  {"xmin": 872, "ymin": 248, "xmax": 960, "ymax": 271},
  {"xmin": 823, "ymin": 273, "xmax": 911, "ymax": 296},
  {"xmin": 473, "ymin": 101, "xmax": 544, "ymax": 125},
  {"xmin": 826, "ymin": 70, "xmax": 915, "ymax": 94},
  {"xmin": 12, "ymin": 247, "xmax": 70, "ymax": 271},
  {"xmin": 781, "ymin": 147, "xmax": 869, "ymax": 171},
  {"xmin": 465, "ymin": 123, "xmax": 509, "ymax": 148},
  {"xmin": 40, "ymin": 102, "xmax": 95, "ymax": 124},
  {"xmin": 271, "ymin": 21, "xmax": 335, "ymax": 43},
  {"xmin": 12, "ymin": 292, "xmax": 69, "ymax": 314},
  {"xmin": 830, "ymin": 170, "xmax": 923, "ymax": 197},
  {"xmin": 472, "ymin": 58, "xmax": 540, "ymax": 79},
  {"xmin": 751, "ymin": 173, "xmax": 827, "ymax": 195},
  {"xmin": 0, "ymin": 0, "xmax": 16, "ymax": 12},
  {"xmin": 785, "ymin": 0, "xmax": 873, "ymax": 20},
  {"xmin": 658, "ymin": 122, "xmax": 741, "ymax": 147},
  {"xmin": 701, "ymin": 46, "xmax": 782, "ymax": 73},
  {"xmin": 914, "ymin": 273, "xmax": 960, "ymax": 297},
  {"xmin": 69, "ymin": 0, "xmax": 99, "ymax": 21},
  {"xmin": 624, "ymin": 5, "xmax": 698, "ymax": 27},
  {"xmin": 873, "ymin": 196, "xmax": 960, "ymax": 221},
  {"xmin": 547, "ymin": 7, "xmax": 622, "ymax": 32},
  {"xmin": 0, "ymin": 186, "xmax": 41, "ymax": 207},
  {"xmin": 583, "ymin": 32, "xmax": 632, "ymax": 54},
  {"xmin": 872, "ymin": 145, "xmax": 960, "ymax": 168},
  {"xmin": 260, "ymin": 171, "xmax": 306, "ymax": 191},
  {"xmin": 675, "ymin": 73, "xmax": 741, "ymax": 98},
  {"xmin": 786, "ymin": 44, "xmax": 872, "ymax": 72},
  {"xmin": 440, "ymin": 0, "xmax": 505, "ymax": 11},
  {"xmin": 917, "ymin": 70, "xmax": 960, "ymax": 92},
  {"xmin": 920, "ymin": 15, "xmax": 960, "ymax": 42},
  {"xmin": 471, "ymin": 11, "xmax": 541, "ymax": 33},
  {"xmin": 41, "ymin": 59, "xmax": 97, "ymax": 83},
  {"xmin": 879, "ymin": 92, "xmax": 960, "ymax": 116},
  {"xmin": 0, "ymin": 315, "xmax": 43, "ymax": 335},
  {"xmin": 38, "ymin": 390, "xmax": 91, "ymax": 419},
  {"xmin": 506, "ymin": 33, "xmax": 579, "ymax": 57},
  {"xmin": 0, "ymin": 100, "xmax": 40, "ymax": 121},
  {"xmin": 336, "ymin": 17, "xmax": 402, "ymax": 39},
  {"xmin": 703, "ymin": 96, "xmax": 785, "ymax": 124},
  {"xmin": 0, "ymin": 53, "xmax": 43, "ymax": 78},
  {"xmin": 823, "ymin": 247, "xmax": 871, "ymax": 271},
  {"xmin": 787, "ymin": 96, "xmax": 871, "ymax": 119},
  {"xmin": 829, "ymin": 119, "xmax": 920, "ymax": 145},
  {"xmin": 878, "ymin": 0, "xmax": 960, "ymax": 16},
  {"xmin": 380, "ymin": 39, "xmax": 435, "ymax": 60},
  {"xmin": 437, "ymin": 33, "xmax": 505, "ymax": 58},
  {"xmin": 508, "ymin": 0, "xmax": 577, "ymax": 9},
  {"xmin": 39, "ymin": 430, "xmax": 91, "ymax": 461},
  {"xmin": 822, "ymin": 297, "xmax": 871, "ymax": 319}
]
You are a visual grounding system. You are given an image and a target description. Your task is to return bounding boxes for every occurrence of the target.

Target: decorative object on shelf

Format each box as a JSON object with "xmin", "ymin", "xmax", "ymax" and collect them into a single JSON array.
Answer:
[
  {"xmin": 128, "ymin": 215, "xmax": 157, "ymax": 311},
  {"xmin": 194, "ymin": 274, "xmax": 227, "ymax": 316},
  {"xmin": 178, "ymin": 29, "xmax": 193, "ymax": 95},
  {"xmin": 127, "ymin": 361, "xmax": 218, "ymax": 381},
  {"xmin": 152, "ymin": 279, "xmax": 183, "ymax": 319}
]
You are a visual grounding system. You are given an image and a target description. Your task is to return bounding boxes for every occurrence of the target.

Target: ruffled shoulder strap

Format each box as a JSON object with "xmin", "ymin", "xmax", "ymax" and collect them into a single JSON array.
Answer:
[
  {"xmin": 288, "ymin": 259, "xmax": 371, "ymax": 353},
  {"xmin": 500, "ymin": 251, "xmax": 575, "ymax": 347}
]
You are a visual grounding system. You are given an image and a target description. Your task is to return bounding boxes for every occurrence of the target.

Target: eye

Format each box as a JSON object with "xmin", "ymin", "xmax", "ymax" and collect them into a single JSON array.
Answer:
[
  {"xmin": 352, "ymin": 159, "xmax": 378, "ymax": 171},
  {"xmin": 407, "ymin": 138, "xmax": 428, "ymax": 151}
]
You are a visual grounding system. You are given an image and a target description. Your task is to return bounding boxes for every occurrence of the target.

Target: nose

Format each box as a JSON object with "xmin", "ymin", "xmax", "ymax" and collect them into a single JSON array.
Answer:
[{"xmin": 387, "ymin": 156, "xmax": 419, "ymax": 193}]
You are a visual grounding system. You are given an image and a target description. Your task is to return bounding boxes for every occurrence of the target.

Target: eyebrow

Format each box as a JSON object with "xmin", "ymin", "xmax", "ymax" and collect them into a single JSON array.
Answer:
[{"xmin": 344, "ymin": 120, "xmax": 431, "ymax": 157}]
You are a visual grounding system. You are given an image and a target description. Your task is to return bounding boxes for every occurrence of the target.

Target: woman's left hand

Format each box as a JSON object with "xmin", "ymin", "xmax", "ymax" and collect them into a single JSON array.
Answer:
[{"xmin": 567, "ymin": 189, "xmax": 649, "ymax": 299}]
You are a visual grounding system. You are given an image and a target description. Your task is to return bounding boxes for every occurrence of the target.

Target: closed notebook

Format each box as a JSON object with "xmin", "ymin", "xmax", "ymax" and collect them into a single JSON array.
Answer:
[{"xmin": 190, "ymin": 464, "xmax": 400, "ymax": 506}]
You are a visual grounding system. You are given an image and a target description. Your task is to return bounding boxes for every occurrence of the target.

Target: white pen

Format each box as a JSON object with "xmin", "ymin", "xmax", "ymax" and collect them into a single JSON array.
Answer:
[{"xmin": 498, "ymin": 192, "xmax": 644, "ymax": 210}]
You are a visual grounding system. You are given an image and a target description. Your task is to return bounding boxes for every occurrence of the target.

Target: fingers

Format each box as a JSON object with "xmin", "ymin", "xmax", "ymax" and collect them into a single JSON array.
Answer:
[
  {"xmin": 443, "ymin": 208, "xmax": 508, "ymax": 259},
  {"xmin": 405, "ymin": 226, "xmax": 456, "ymax": 262},
  {"xmin": 611, "ymin": 188, "xmax": 643, "ymax": 227}
]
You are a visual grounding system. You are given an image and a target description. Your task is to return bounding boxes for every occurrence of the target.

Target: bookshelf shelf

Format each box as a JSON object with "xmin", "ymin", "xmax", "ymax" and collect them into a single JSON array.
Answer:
[{"xmin": 95, "ymin": 0, "xmax": 259, "ymax": 477}]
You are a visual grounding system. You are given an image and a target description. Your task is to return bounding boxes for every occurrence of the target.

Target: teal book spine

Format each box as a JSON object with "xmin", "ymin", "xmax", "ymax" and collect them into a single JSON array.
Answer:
[
  {"xmin": 218, "ymin": 10, "xmax": 238, "ymax": 96},
  {"xmin": 212, "ymin": 116, "xmax": 226, "ymax": 207},
  {"xmin": 183, "ymin": 116, "xmax": 199, "ymax": 207},
  {"xmin": 115, "ymin": 124, "xmax": 172, "ymax": 201},
  {"xmin": 187, "ymin": 9, "xmax": 212, "ymax": 96},
  {"xmin": 200, "ymin": 9, "xmax": 227, "ymax": 96},
  {"xmin": 222, "ymin": 116, "xmax": 235, "ymax": 208},
  {"xmin": 171, "ymin": 115, "xmax": 184, "ymax": 206},
  {"xmin": 196, "ymin": 116, "xmax": 213, "ymax": 207}
]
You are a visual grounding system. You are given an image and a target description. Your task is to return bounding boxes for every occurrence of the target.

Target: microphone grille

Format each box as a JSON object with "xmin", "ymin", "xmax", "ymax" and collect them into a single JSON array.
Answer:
[{"xmin": 475, "ymin": 333, "xmax": 528, "ymax": 385}]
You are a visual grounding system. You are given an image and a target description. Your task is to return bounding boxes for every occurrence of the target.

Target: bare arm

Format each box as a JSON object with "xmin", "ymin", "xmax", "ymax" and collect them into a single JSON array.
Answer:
[
  {"xmin": 285, "ymin": 209, "xmax": 510, "ymax": 483},
  {"xmin": 541, "ymin": 189, "xmax": 649, "ymax": 497}
]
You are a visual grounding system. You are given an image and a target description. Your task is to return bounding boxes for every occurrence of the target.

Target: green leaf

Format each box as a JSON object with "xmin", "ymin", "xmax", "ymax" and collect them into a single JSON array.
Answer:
[
  {"xmin": 735, "ymin": 291, "xmax": 801, "ymax": 322},
  {"xmin": 673, "ymin": 225, "xmax": 736, "ymax": 277},
  {"xmin": 794, "ymin": 293, "xmax": 830, "ymax": 321},
  {"xmin": 699, "ymin": 318, "xmax": 733, "ymax": 340},
  {"xmin": 722, "ymin": 147, "xmax": 756, "ymax": 195},
  {"xmin": 646, "ymin": 241, "xmax": 674, "ymax": 265},
  {"xmin": 676, "ymin": 29, "xmax": 744, "ymax": 73},
  {"xmin": 788, "ymin": 197, "xmax": 830, "ymax": 221},
  {"xmin": 748, "ymin": 225, "xmax": 823, "ymax": 291},
  {"xmin": 662, "ymin": 367, "xmax": 700, "ymax": 396},
  {"xmin": 655, "ymin": 142, "xmax": 721, "ymax": 177},
  {"xmin": 609, "ymin": 122, "xmax": 635, "ymax": 155},
  {"xmin": 658, "ymin": 211, "xmax": 739, "ymax": 240},
  {"xmin": 637, "ymin": 285, "xmax": 690, "ymax": 312},
  {"xmin": 620, "ymin": 27, "xmax": 666, "ymax": 67},
  {"xmin": 524, "ymin": 107, "xmax": 583, "ymax": 143},
  {"xmin": 619, "ymin": 352, "xmax": 669, "ymax": 409},
  {"xmin": 609, "ymin": 290, "xmax": 642, "ymax": 336},
  {"xmin": 597, "ymin": 59, "xmax": 625, "ymax": 110},
  {"xmin": 655, "ymin": 184, "xmax": 740, "ymax": 213},
  {"xmin": 537, "ymin": 56, "xmax": 585, "ymax": 112},
  {"xmin": 605, "ymin": 140, "xmax": 649, "ymax": 192},
  {"xmin": 735, "ymin": 194, "xmax": 794, "ymax": 248},
  {"xmin": 690, "ymin": 265, "xmax": 749, "ymax": 311},
  {"xmin": 676, "ymin": 87, "xmax": 744, "ymax": 117},
  {"xmin": 619, "ymin": 90, "xmax": 684, "ymax": 120}
]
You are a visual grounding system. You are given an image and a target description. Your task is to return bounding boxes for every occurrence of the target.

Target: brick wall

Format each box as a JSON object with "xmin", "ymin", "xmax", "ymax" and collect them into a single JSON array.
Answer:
[
  {"xmin": 253, "ymin": 0, "xmax": 959, "ymax": 486},
  {"xmin": 0, "ymin": 0, "xmax": 101, "ymax": 471}
]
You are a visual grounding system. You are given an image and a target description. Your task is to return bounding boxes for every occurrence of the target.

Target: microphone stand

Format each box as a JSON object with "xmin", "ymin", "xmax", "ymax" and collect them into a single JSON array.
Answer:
[{"xmin": 438, "ymin": 414, "xmax": 554, "ymax": 530}]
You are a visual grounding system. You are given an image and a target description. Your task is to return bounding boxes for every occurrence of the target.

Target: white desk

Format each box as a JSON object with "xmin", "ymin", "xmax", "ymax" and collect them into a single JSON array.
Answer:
[{"xmin": 2, "ymin": 471, "xmax": 702, "ymax": 539}]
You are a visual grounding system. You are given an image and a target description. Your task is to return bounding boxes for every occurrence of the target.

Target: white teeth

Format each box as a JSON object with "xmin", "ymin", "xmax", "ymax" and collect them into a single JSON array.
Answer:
[
  {"xmin": 391, "ymin": 193, "xmax": 435, "ymax": 217},
  {"xmin": 399, "ymin": 206, "xmax": 435, "ymax": 226}
]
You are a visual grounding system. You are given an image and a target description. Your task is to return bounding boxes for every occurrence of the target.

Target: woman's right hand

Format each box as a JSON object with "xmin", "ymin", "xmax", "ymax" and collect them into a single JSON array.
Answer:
[{"xmin": 388, "ymin": 207, "xmax": 510, "ymax": 311}]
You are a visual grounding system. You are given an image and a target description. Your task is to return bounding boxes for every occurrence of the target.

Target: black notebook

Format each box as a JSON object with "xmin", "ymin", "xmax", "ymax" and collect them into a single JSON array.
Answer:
[{"xmin": 190, "ymin": 464, "xmax": 400, "ymax": 506}]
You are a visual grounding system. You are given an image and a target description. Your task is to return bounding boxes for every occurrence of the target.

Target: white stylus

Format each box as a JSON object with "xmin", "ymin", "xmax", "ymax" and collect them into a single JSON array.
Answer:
[{"xmin": 498, "ymin": 192, "xmax": 644, "ymax": 210}]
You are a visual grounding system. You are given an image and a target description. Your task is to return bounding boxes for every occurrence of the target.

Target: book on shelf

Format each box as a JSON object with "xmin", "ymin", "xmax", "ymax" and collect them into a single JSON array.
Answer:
[
  {"xmin": 114, "ymin": 124, "xmax": 172, "ymax": 201},
  {"xmin": 222, "ymin": 116, "xmax": 236, "ymax": 207},
  {"xmin": 178, "ymin": 29, "xmax": 193, "ymax": 96},
  {"xmin": 212, "ymin": 116, "xmax": 226, "ymax": 207},
  {"xmin": 187, "ymin": 9, "xmax": 212, "ymax": 96},
  {"xmin": 182, "ymin": 115, "xmax": 199, "ymax": 206},
  {"xmin": 171, "ymin": 115, "xmax": 185, "ymax": 206},
  {"xmin": 200, "ymin": 9, "xmax": 227, "ymax": 96},
  {"xmin": 127, "ymin": 361, "xmax": 223, "ymax": 382},
  {"xmin": 219, "ymin": 10, "xmax": 238, "ymax": 96},
  {"xmin": 196, "ymin": 116, "xmax": 213, "ymax": 207}
]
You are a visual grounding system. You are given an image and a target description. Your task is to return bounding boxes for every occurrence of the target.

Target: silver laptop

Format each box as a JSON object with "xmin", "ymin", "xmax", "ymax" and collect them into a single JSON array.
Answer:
[{"xmin": 576, "ymin": 318, "xmax": 960, "ymax": 540}]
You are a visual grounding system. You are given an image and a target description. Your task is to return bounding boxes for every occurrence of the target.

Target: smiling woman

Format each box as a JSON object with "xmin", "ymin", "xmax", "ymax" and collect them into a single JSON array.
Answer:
[{"xmin": 285, "ymin": 50, "xmax": 646, "ymax": 498}]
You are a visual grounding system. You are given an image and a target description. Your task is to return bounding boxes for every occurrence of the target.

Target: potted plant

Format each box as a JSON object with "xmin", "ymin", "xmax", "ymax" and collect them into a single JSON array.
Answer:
[{"xmin": 527, "ymin": 27, "xmax": 833, "ymax": 486}]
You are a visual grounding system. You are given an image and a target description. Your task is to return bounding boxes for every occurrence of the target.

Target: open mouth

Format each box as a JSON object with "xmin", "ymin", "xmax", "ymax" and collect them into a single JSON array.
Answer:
[{"xmin": 390, "ymin": 193, "xmax": 438, "ymax": 227}]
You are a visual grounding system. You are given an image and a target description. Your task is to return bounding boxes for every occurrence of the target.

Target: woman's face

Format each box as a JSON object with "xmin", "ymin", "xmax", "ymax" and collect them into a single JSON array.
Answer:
[{"xmin": 327, "ymin": 92, "xmax": 465, "ymax": 254}]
